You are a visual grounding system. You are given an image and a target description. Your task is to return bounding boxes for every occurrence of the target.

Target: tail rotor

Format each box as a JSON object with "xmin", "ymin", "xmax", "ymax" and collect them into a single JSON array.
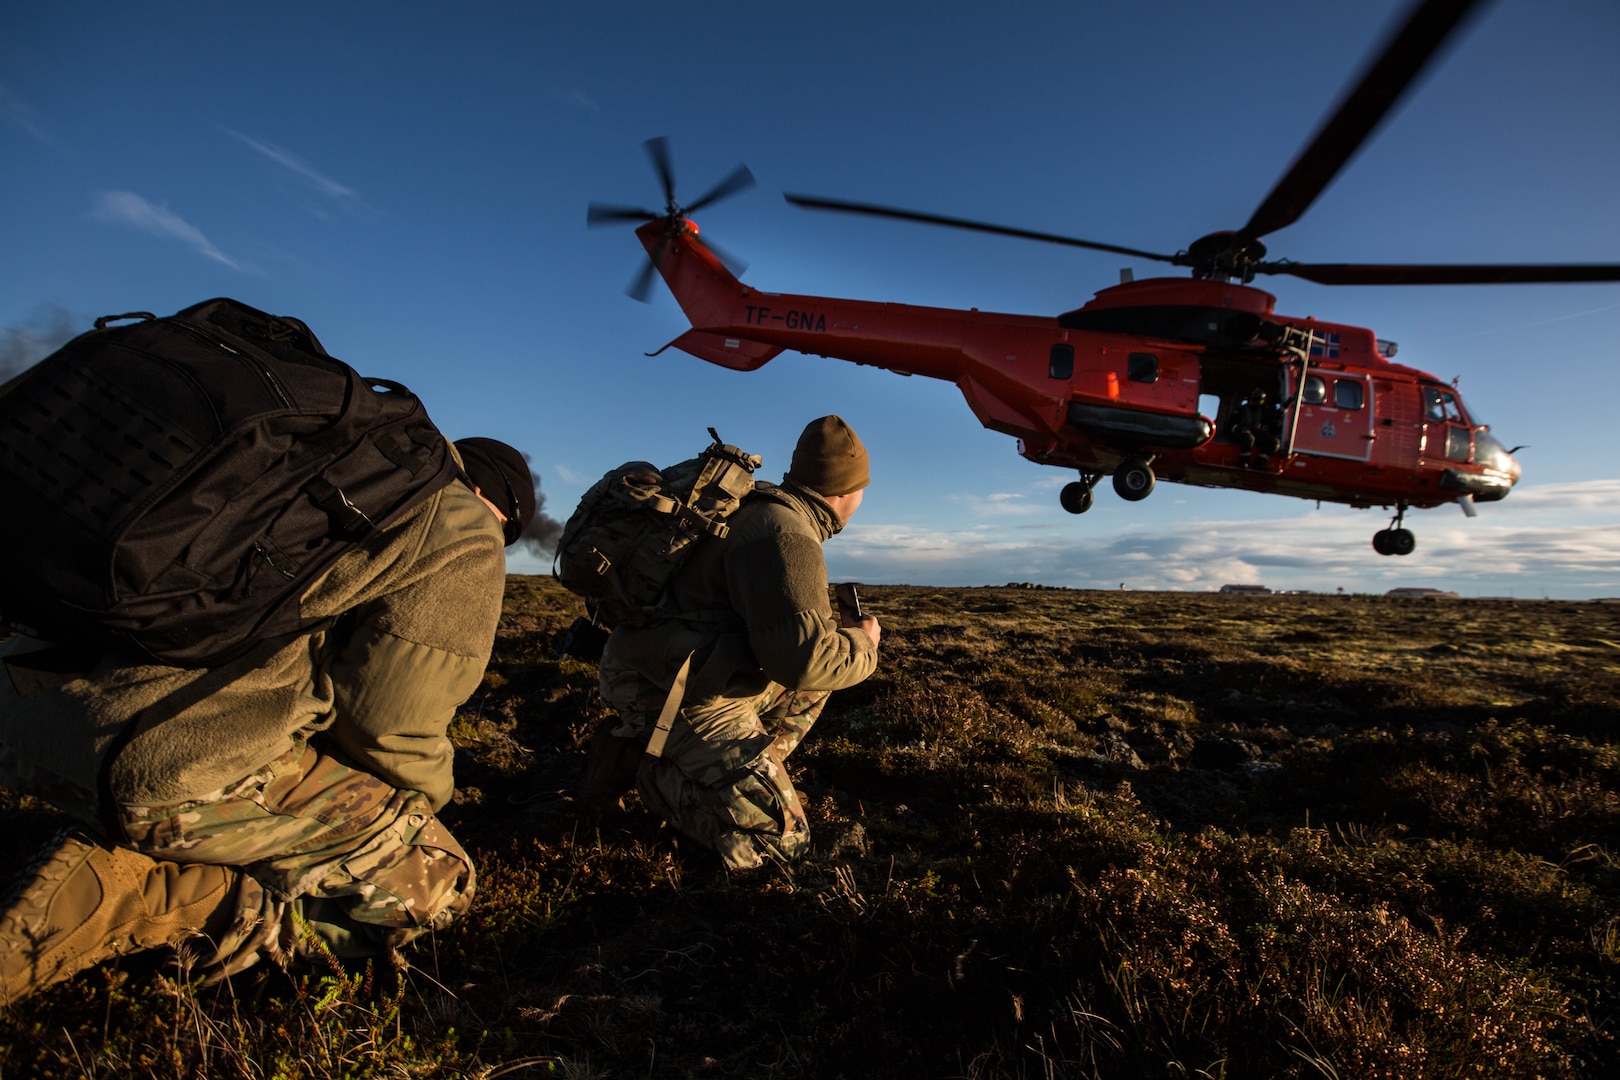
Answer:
[{"xmin": 587, "ymin": 137, "xmax": 756, "ymax": 302}]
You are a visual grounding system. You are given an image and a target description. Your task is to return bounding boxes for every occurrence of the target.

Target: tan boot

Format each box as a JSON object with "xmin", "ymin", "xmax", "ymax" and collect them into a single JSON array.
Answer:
[{"xmin": 0, "ymin": 831, "xmax": 238, "ymax": 1004}]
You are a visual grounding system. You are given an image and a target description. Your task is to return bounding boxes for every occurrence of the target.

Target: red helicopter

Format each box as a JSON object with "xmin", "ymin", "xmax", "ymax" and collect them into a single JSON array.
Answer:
[{"xmin": 588, "ymin": 0, "xmax": 1620, "ymax": 556}]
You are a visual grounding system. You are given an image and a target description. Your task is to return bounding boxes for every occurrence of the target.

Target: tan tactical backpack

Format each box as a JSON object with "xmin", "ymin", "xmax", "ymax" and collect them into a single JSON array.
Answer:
[{"xmin": 554, "ymin": 429, "xmax": 761, "ymax": 629}]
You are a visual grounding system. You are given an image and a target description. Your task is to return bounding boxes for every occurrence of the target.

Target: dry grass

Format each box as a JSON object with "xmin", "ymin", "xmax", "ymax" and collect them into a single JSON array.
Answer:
[{"xmin": 2, "ymin": 580, "xmax": 1617, "ymax": 1077}]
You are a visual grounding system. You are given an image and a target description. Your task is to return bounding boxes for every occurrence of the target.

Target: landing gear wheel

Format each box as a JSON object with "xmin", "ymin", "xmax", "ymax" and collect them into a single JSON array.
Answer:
[
  {"xmin": 1060, "ymin": 481, "xmax": 1094, "ymax": 515},
  {"xmin": 1372, "ymin": 527, "xmax": 1416, "ymax": 556},
  {"xmin": 1372, "ymin": 505, "xmax": 1416, "ymax": 556},
  {"xmin": 1112, "ymin": 460, "xmax": 1156, "ymax": 502}
]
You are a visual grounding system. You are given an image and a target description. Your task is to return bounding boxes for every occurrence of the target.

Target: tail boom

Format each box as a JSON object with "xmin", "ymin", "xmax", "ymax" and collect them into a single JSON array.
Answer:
[{"xmin": 640, "ymin": 223, "xmax": 1088, "ymax": 445}]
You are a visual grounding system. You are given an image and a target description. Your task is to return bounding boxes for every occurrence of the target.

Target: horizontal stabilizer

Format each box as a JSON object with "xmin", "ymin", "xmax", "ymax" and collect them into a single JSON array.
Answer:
[{"xmin": 659, "ymin": 330, "xmax": 782, "ymax": 372}]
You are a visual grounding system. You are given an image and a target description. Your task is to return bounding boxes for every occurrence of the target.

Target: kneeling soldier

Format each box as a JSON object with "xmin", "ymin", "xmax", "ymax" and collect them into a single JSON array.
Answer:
[
  {"xmin": 585, "ymin": 416, "xmax": 881, "ymax": 870},
  {"xmin": 0, "ymin": 438, "xmax": 533, "ymax": 1001}
]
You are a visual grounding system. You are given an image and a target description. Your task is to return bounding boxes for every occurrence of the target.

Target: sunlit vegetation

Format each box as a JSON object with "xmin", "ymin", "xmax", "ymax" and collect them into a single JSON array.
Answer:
[{"xmin": 3, "ymin": 579, "xmax": 1616, "ymax": 1077}]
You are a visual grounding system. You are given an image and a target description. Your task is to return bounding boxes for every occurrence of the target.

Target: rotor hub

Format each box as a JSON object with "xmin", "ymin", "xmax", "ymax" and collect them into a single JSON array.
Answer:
[{"xmin": 1185, "ymin": 232, "xmax": 1268, "ymax": 282}]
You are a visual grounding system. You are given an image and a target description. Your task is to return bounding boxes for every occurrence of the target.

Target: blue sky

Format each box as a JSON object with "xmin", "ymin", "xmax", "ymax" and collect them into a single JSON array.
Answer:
[{"xmin": 4, "ymin": 0, "xmax": 1618, "ymax": 597}]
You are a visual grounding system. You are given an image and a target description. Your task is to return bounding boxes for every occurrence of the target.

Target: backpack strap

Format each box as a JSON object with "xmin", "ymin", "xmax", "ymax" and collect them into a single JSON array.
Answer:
[{"xmin": 643, "ymin": 650, "xmax": 694, "ymax": 760}]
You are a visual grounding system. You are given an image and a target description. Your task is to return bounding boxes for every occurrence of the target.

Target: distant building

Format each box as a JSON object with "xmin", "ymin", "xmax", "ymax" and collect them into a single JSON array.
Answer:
[
  {"xmin": 1219, "ymin": 584, "xmax": 1272, "ymax": 595},
  {"xmin": 1386, "ymin": 587, "xmax": 1459, "ymax": 599}
]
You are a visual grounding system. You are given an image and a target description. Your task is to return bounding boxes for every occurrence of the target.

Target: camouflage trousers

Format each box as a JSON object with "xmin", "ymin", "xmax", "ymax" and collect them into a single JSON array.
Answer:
[
  {"xmin": 1, "ymin": 739, "xmax": 474, "ymax": 977},
  {"xmin": 635, "ymin": 683, "xmax": 830, "ymax": 871}
]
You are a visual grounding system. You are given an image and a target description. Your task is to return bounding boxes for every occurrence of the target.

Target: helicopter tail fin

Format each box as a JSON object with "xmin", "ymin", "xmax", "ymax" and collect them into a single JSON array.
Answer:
[
  {"xmin": 636, "ymin": 221, "xmax": 780, "ymax": 369},
  {"xmin": 651, "ymin": 329, "xmax": 782, "ymax": 372}
]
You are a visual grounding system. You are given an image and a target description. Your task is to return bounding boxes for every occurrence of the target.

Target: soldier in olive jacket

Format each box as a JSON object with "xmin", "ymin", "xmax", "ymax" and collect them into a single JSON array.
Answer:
[{"xmin": 588, "ymin": 416, "xmax": 881, "ymax": 871}]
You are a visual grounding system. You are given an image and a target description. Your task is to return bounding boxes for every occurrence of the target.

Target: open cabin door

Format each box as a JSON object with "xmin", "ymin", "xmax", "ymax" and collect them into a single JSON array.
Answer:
[{"xmin": 1288, "ymin": 368, "xmax": 1374, "ymax": 462}]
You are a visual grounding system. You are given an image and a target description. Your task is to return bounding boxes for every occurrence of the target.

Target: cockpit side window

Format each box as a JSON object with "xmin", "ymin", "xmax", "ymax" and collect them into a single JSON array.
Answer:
[{"xmin": 1424, "ymin": 387, "xmax": 1463, "ymax": 423}]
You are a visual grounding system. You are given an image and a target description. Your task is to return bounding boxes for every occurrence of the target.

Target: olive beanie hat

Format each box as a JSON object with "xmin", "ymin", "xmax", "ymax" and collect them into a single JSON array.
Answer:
[{"xmin": 785, "ymin": 415, "xmax": 870, "ymax": 497}]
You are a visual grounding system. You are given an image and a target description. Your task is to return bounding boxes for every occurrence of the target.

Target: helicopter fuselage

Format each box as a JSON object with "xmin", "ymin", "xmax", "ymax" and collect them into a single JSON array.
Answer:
[{"xmin": 642, "ymin": 219, "xmax": 1520, "ymax": 516}]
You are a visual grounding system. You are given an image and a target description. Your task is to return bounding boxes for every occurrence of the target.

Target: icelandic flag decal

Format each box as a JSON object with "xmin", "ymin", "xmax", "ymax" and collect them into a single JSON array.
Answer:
[{"xmin": 1309, "ymin": 332, "xmax": 1341, "ymax": 358}]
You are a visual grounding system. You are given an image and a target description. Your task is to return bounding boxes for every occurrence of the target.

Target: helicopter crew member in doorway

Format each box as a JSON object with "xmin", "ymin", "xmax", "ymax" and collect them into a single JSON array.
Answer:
[
  {"xmin": 1232, "ymin": 386, "xmax": 1284, "ymax": 470},
  {"xmin": 583, "ymin": 415, "xmax": 881, "ymax": 871}
]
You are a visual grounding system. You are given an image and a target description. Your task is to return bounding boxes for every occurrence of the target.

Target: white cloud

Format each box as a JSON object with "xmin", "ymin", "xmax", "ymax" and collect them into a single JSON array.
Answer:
[
  {"xmin": 949, "ymin": 490, "xmax": 1044, "ymax": 519},
  {"xmin": 222, "ymin": 127, "xmax": 362, "ymax": 209},
  {"xmin": 0, "ymin": 84, "xmax": 52, "ymax": 145},
  {"xmin": 564, "ymin": 90, "xmax": 600, "ymax": 113},
  {"xmin": 87, "ymin": 191, "xmax": 242, "ymax": 269},
  {"xmin": 1446, "ymin": 301, "xmax": 1620, "ymax": 340},
  {"xmin": 825, "ymin": 479, "xmax": 1620, "ymax": 598},
  {"xmin": 1499, "ymin": 478, "xmax": 1620, "ymax": 513}
]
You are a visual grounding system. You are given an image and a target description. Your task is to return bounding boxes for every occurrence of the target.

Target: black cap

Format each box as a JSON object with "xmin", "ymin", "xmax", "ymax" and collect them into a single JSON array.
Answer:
[{"xmin": 455, "ymin": 437, "xmax": 535, "ymax": 546}]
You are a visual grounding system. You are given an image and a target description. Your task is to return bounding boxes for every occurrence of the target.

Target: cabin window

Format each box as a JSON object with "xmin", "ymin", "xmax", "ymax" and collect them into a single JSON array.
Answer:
[
  {"xmin": 1049, "ymin": 343, "xmax": 1074, "ymax": 380},
  {"xmin": 1127, "ymin": 352, "xmax": 1158, "ymax": 384},
  {"xmin": 1333, "ymin": 379, "xmax": 1364, "ymax": 410},
  {"xmin": 1302, "ymin": 374, "xmax": 1327, "ymax": 404}
]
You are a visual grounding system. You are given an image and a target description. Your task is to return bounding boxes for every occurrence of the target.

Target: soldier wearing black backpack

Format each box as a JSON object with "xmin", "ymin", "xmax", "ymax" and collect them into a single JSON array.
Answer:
[{"xmin": 0, "ymin": 301, "xmax": 536, "ymax": 1001}]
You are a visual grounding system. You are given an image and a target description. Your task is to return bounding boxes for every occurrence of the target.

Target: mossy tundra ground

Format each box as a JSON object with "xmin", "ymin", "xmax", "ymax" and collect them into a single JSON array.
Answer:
[{"xmin": 2, "ymin": 579, "xmax": 1617, "ymax": 1078}]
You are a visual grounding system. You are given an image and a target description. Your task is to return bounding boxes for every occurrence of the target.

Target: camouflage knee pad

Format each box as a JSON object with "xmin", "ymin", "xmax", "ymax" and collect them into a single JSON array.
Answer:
[
  {"xmin": 638, "ymin": 750, "xmax": 810, "ymax": 871},
  {"xmin": 286, "ymin": 810, "xmax": 475, "ymax": 960}
]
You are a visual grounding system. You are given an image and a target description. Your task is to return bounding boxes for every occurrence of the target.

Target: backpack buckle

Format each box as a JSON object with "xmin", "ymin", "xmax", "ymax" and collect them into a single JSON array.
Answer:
[{"xmin": 305, "ymin": 477, "xmax": 376, "ymax": 539}]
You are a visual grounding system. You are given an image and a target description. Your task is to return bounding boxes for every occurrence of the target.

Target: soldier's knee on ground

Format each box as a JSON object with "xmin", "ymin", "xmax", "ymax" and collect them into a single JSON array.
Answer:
[
  {"xmin": 639, "ymin": 750, "xmax": 811, "ymax": 872},
  {"xmin": 271, "ymin": 810, "xmax": 475, "ymax": 965},
  {"xmin": 335, "ymin": 811, "xmax": 475, "ymax": 938},
  {"xmin": 717, "ymin": 757, "xmax": 812, "ymax": 870}
]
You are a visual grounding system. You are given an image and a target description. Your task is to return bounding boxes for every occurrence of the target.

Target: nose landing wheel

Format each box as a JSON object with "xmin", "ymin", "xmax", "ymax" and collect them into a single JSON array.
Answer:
[{"xmin": 1372, "ymin": 506, "xmax": 1416, "ymax": 556}]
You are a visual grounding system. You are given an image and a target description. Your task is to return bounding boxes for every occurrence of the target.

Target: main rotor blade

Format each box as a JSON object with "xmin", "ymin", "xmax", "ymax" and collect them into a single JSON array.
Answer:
[
  {"xmin": 686, "ymin": 164, "xmax": 757, "ymax": 216},
  {"xmin": 627, "ymin": 234, "xmax": 674, "ymax": 302},
  {"xmin": 1240, "ymin": 0, "xmax": 1489, "ymax": 241},
  {"xmin": 785, "ymin": 193, "xmax": 1179, "ymax": 264},
  {"xmin": 1259, "ymin": 261, "xmax": 1620, "ymax": 285},
  {"xmin": 587, "ymin": 202, "xmax": 658, "ymax": 227},
  {"xmin": 626, "ymin": 255, "xmax": 660, "ymax": 303},
  {"xmin": 644, "ymin": 136, "xmax": 676, "ymax": 208},
  {"xmin": 696, "ymin": 233, "xmax": 750, "ymax": 279}
]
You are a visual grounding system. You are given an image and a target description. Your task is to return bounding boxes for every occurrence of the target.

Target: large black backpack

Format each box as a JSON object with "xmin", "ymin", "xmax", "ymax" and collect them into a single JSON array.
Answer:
[{"xmin": 0, "ymin": 298, "xmax": 460, "ymax": 666}]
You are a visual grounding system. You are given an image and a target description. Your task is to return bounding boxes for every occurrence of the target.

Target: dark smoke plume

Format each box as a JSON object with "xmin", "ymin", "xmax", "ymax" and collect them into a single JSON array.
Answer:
[
  {"xmin": 518, "ymin": 453, "xmax": 565, "ymax": 558},
  {"xmin": 1, "ymin": 304, "xmax": 81, "ymax": 382}
]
